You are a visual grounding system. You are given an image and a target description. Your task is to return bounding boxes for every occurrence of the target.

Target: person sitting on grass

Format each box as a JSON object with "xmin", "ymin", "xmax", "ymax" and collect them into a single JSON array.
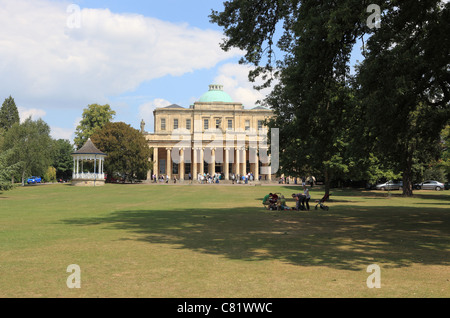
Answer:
[
  {"xmin": 263, "ymin": 193, "xmax": 272, "ymax": 209},
  {"xmin": 278, "ymin": 195, "xmax": 290, "ymax": 210}
]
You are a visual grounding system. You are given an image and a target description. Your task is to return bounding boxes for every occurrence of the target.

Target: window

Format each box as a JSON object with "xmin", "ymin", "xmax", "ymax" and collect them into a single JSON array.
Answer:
[
  {"xmin": 245, "ymin": 120, "xmax": 250, "ymax": 131},
  {"xmin": 186, "ymin": 119, "xmax": 191, "ymax": 130},
  {"xmin": 228, "ymin": 119, "xmax": 233, "ymax": 130},
  {"xmin": 258, "ymin": 120, "xmax": 264, "ymax": 130},
  {"xmin": 174, "ymin": 119, "xmax": 179, "ymax": 130},
  {"xmin": 216, "ymin": 118, "xmax": 221, "ymax": 129},
  {"xmin": 161, "ymin": 118, "xmax": 166, "ymax": 131},
  {"xmin": 204, "ymin": 119, "xmax": 209, "ymax": 130}
]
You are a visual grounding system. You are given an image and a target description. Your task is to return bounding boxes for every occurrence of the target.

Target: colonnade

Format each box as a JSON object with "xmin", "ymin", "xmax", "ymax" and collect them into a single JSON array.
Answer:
[{"xmin": 151, "ymin": 146, "xmax": 272, "ymax": 181}]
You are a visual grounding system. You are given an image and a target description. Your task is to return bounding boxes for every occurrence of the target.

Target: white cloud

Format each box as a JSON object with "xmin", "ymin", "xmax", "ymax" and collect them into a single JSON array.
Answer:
[
  {"xmin": 0, "ymin": 0, "xmax": 241, "ymax": 109},
  {"xmin": 138, "ymin": 98, "xmax": 172, "ymax": 133},
  {"xmin": 50, "ymin": 126, "xmax": 74, "ymax": 140},
  {"xmin": 18, "ymin": 107, "xmax": 46, "ymax": 122},
  {"xmin": 213, "ymin": 63, "xmax": 275, "ymax": 108}
]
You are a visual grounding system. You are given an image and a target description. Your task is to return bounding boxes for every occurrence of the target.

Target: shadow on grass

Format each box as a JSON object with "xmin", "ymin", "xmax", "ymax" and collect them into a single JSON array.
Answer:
[{"xmin": 61, "ymin": 202, "xmax": 450, "ymax": 271}]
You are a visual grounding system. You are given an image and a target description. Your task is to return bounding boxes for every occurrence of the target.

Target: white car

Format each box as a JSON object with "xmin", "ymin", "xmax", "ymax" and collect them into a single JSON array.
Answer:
[
  {"xmin": 375, "ymin": 180, "xmax": 403, "ymax": 191},
  {"xmin": 414, "ymin": 180, "xmax": 445, "ymax": 191}
]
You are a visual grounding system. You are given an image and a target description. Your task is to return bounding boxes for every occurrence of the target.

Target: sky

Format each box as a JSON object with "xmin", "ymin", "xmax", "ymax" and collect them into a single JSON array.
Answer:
[{"xmin": 0, "ymin": 0, "xmax": 364, "ymax": 142}]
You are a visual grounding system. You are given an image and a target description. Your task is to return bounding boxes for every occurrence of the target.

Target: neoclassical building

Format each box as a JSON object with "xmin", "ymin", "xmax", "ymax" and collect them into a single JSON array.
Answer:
[{"xmin": 144, "ymin": 84, "xmax": 275, "ymax": 182}]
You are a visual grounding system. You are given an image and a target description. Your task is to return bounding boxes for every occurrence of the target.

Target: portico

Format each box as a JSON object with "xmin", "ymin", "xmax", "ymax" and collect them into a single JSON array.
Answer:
[{"xmin": 145, "ymin": 84, "xmax": 275, "ymax": 182}]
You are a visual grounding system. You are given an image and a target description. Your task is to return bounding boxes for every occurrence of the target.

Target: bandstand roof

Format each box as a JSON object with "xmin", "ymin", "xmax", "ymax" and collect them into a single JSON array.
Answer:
[{"xmin": 72, "ymin": 138, "xmax": 106, "ymax": 156}]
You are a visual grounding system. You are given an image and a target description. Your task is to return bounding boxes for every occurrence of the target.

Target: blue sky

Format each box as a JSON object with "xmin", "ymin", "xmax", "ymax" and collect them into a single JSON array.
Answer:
[{"xmin": 0, "ymin": 0, "xmax": 363, "ymax": 141}]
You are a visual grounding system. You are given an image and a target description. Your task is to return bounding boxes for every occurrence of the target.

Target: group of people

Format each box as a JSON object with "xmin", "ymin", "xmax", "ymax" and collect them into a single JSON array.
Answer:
[
  {"xmin": 262, "ymin": 185, "xmax": 311, "ymax": 211},
  {"xmin": 278, "ymin": 176, "xmax": 316, "ymax": 187}
]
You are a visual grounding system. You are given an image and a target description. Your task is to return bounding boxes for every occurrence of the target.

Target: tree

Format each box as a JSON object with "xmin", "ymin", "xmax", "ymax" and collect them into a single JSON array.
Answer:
[
  {"xmin": 43, "ymin": 166, "xmax": 57, "ymax": 183},
  {"xmin": 0, "ymin": 149, "xmax": 21, "ymax": 191},
  {"xmin": 74, "ymin": 104, "xmax": 116, "ymax": 149},
  {"xmin": 0, "ymin": 96, "xmax": 20, "ymax": 132},
  {"xmin": 91, "ymin": 122, "xmax": 151, "ymax": 182},
  {"xmin": 437, "ymin": 125, "xmax": 450, "ymax": 182},
  {"xmin": 356, "ymin": 0, "xmax": 450, "ymax": 196},
  {"xmin": 50, "ymin": 139, "xmax": 74, "ymax": 180},
  {"xmin": 211, "ymin": 0, "xmax": 367, "ymax": 195},
  {"xmin": 1, "ymin": 117, "xmax": 53, "ymax": 186}
]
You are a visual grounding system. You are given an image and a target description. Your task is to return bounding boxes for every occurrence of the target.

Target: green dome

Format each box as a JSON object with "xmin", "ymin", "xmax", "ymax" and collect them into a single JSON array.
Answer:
[{"xmin": 198, "ymin": 84, "xmax": 234, "ymax": 103}]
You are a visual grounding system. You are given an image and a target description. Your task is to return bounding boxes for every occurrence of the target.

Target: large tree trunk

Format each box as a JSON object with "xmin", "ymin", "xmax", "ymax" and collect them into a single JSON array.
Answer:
[
  {"xmin": 402, "ymin": 156, "xmax": 414, "ymax": 197},
  {"xmin": 324, "ymin": 168, "xmax": 331, "ymax": 196}
]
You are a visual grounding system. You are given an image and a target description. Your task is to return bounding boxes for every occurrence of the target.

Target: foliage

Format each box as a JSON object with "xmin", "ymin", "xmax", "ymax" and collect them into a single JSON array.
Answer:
[
  {"xmin": 91, "ymin": 122, "xmax": 151, "ymax": 182},
  {"xmin": 1, "ymin": 117, "xmax": 53, "ymax": 185},
  {"xmin": 0, "ymin": 96, "xmax": 20, "ymax": 132},
  {"xmin": 50, "ymin": 139, "xmax": 74, "ymax": 180},
  {"xmin": 212, "ymin": 0, "xmax": 368, "ymax": 195},
  {"xmin": 43, "ymin": 166, "xmax": 57, "ymax": 183},
  {"xmin": 0, "ymin": 149, "xmax": 21, "ymax": 191},
  {"xmin": 356, "ymin": 1, "xmax": 450, "ymax": 195},
  {"xmin": 212, "ymin": 0, "xmax": 449, "ymax": 196},
  {"xmin": 439, "ymin": 125, "xmax": 450, "ymax": 180},
  {"xmin": 74, "ymin": 104, "xmax": 116, "ymax": 149}
]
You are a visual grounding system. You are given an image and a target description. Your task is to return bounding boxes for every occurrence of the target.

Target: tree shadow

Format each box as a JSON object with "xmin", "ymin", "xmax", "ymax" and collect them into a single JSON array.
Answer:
[{"xmin": 61, "ymin": 204, "xmax": 450, "ymax": 271}]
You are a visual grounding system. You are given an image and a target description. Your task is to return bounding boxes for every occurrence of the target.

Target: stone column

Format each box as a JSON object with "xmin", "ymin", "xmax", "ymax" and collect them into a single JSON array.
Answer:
[
  {"xmin": 224, "ymin": 147, "xmax": 229, "ymax": 180},
  {"xmin": 241, "ymin": 148, "xmax": 247, "ymax": 176},
  {"xmin": 209, "ymin": 148, "xmax": 215, "ymax": 176},
  {"xmin": 179, "ymin": 148, "xmax": 185, "ymax": 181},
  {"xmin": 200, "ymin": 148, "xmax": 204, "ymax": 176},
  {"xmin": 153, "ymin": 147, "xmax": 159, "ymax": 179},
  {"xmin": 166, "ymin": 148, "xmax": 172, "ymax": 179},
  {"xmin": 192, "ymin": 148, "xmax": 198, "ymax": 180},
  {"xmin": 254, "ymin": 151, "xmax": 259, "ymax": 181},
  {"xmin": 235, "ymin": 147, "xmax": 240, "ymax": 177}
]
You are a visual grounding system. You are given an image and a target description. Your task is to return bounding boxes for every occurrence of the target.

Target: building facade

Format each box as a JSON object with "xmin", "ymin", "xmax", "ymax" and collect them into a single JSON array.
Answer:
[{"xmin": 145, "ymin": 84, "xmax": 275, "ymax": 182}]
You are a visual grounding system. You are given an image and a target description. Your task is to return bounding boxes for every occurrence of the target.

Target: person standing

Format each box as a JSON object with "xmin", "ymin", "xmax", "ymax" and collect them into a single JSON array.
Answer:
[{"xmin": 303, "ymin": 185, "xmax": 311, "ymax": 210}]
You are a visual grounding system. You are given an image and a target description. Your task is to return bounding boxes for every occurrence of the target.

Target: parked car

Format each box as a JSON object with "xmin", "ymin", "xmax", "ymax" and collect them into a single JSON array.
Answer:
[
  {"xmin": 26, "ymin": 176, "xmax": 42, "ymax": 184},
  {"xmin": 414, "ymin": 180, "xmax": 445, "ymax": 191},
  {"xmin": 375, "ymin": 180, "xmax": 403, "ymax": 191},
  {"xmin": 445, "ymin": 182, "xmax": 450, "ymax": 190}
]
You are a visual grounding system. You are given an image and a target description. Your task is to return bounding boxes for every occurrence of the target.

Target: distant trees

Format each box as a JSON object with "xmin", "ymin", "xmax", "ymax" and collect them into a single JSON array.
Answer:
[
  {"xmin": 1, "ymin": 117, "xmax": 53, "ymax": 186},
  {"xmin": 0, "ymin": 149, "xmax": 21, "ymax": 191},
  {"xmin": 74, "ymin": 104, "xmax": 116, "ymax": 149},
  {"xmin": 50, "ymin": 139, "xmax": 74, "ymax": 180},
  {"xmin": 0, "ymin": 96, "xmax": 20, "ymax": 132},
  {"xmin": 91, "ymin": 122, "xmax": 151, "ymax": 183}
]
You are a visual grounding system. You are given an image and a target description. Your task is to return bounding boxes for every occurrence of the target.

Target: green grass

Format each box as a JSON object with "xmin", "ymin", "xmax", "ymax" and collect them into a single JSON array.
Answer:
[{"xmin": 0, "ymin": 183, "xmax": 449, "ymax": 297}]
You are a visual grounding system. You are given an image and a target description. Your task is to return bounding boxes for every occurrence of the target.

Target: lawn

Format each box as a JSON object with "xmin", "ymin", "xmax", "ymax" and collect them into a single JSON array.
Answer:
[{"xmin": 0, "ymin": 183, "xmax": 448, "ymax": 298}]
